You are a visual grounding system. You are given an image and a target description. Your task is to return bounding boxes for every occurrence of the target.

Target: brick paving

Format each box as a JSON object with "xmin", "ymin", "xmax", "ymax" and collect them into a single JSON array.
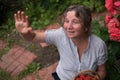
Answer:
[
  {"xmin": 0, "ymin": 39, "xmax": 58, "ymax": 79},
  {"xmin": 0, "ymin": 45, "xmax": 37, "ymax": 76}
]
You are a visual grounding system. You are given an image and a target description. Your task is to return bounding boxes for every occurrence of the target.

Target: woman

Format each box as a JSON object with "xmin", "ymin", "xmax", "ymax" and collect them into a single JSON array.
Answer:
[{"xmin": 14, "ymin": 5, "xmax": 107, "ymax": 80}]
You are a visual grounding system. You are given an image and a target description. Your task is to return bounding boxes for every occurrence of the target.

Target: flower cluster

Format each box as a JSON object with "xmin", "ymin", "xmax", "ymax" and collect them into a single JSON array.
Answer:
[
  {"xmin": 105, "ymin": 0, "xmax": 120, "ymax": 42},
  {"xmin": 74, "ymin": 74, "xmax": 99, "ymax": 80},
  {"xmin": 73, "ymin": 70, "xmax": 100, "ymax": 80}
]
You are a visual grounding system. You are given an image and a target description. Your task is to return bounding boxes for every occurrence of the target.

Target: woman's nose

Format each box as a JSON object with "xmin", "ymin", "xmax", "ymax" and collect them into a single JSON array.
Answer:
[{"xmin": 67, "ymin": 22, "xmax": 73, "ymax": 29}]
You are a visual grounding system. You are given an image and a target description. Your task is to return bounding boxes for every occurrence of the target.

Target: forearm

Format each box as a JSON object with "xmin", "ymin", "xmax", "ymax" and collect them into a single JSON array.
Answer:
[
  {"xmin": 20, "ymin": 30, "xmax": 46, "ymax": 42},
  {"xmin": 20, "ymin": 31, "xmax": 35, "ymax": 41},
  {"xmin": 97, "ymin": 70, "xmax": 106, "ymax": 80},
  {"xmin": 96, "ymin": 64, "xmax": 107, "ymax": 80}
]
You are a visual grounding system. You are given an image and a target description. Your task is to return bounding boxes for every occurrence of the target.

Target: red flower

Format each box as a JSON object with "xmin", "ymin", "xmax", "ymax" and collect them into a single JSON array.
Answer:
[
  {"xmin": 110, "ymin": 33, "xmax": 120, "ymax": 42},
  {"xmin": 106, "ymin": 18, "xmax": 120, "ymax": 42},
  {"xmin": 114, "ymin": 1, "xmax": 120, "ymax": 9},
  {"xmin": 105, "ymin": 15, "xmax": 113, "ymax": 24},
  {"xmin": 105, "ymin": 0, "xmax": 118, "ymax": 15}
]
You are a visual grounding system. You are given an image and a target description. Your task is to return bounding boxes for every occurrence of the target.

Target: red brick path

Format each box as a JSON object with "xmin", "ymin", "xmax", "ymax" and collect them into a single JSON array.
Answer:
[
  {"xmin": 0, "ymin": 43, "xmax": 37, "ymax": 76},
  {"xmin": 0, "ymin": 39, "xmax": 58, "ymax": 79}
]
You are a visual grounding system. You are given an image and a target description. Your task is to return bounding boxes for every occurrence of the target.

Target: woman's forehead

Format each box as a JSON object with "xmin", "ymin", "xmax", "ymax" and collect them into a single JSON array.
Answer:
[{"xmin": 65, "ymin": 11, "xmax": 81, "ymax": 20}]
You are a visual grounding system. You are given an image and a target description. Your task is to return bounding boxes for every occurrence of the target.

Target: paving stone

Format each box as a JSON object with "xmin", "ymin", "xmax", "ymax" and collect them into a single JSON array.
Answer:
[
  {"xmin": 22, "ymin": 74, "xmax": 37, "ymax": 80},
  {"xmin": 17, "ymin": 50, "xmax": 37, "ymax": 66},
  {"xmin": 0, "ymin": 40, "xmax": 7, "ymax": 51},
  {"xmin": 6, "ymin": 61, "xmax": 20, "ymax": 73},
  {"xmin": 6, "ymin": 45, "xmax": 24, "ymax": 59},
  {"xmin": 11, "ymin": 64, "xmax": 26, "ymax": 76},
  {"xmin": 0, "ymin": 60, "xmax": 8, "ymax": 70},
  {"xmin": 0, "ymin": 57, "xmax": 14, "ymax": 71},
  {"xmin": 0, "ymin": 45, "xmax": 37, "ymax": 76},
  {"xmin": 37, "ymin": 62, "xmax": 58, "ymax": 80},
  {"xmin": 1, "ymin": 54, "xmax": 14, "ymax": 64},
  {"xmin": 11, "ymin": 47, "xmax": 25, "ymax": 59}
]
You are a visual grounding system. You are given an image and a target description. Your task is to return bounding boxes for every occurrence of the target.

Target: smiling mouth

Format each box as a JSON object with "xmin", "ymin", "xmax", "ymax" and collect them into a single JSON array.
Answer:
[{"xmin": 67, "ymin": 31, "xmax": 75, "ymax": 33}]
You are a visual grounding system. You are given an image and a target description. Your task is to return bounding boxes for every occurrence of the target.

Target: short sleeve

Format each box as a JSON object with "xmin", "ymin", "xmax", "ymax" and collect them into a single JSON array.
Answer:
[
  {"xmin": 97, "ymin": 42, "xmax": 108, "ymax": 65},
  {"xmin": 45, "ymin": 27, "xmax": 63, "ymax": 45}
]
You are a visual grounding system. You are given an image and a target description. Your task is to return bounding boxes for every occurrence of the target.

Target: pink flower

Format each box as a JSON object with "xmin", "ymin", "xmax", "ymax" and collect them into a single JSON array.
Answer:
[
  {"xmin": 105, "ymin": 15, "xmax": 113, "ymax": 24},
  {"xmin": 106, "ymin": 18, "xmax": 120, "ymax": 42},
  {"xmin": 105, "ymin": 0, "xmax": 118, "ymax": 15},
  {"xmin": 114, "ymin": 1, "xmax": 120, "ymax": 9},
  {"xmin": 110, "ymin": 33, "xmax": 120, "ymax": 42}
]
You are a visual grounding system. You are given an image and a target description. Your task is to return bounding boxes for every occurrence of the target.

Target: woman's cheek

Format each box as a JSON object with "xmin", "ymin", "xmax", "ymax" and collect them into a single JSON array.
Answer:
[{"xmin": 63, "ymin": 23, "xmax": 67, "ymax": 30}]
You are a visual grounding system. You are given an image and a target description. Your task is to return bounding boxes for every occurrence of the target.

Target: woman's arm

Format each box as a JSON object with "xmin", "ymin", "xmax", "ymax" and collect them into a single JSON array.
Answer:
[{"xmin": 97, "ymin": 63, "xmax": 107, "ymax": 80}]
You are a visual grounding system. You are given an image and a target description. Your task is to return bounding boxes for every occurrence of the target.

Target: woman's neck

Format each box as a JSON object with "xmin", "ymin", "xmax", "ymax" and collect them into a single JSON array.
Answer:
[
  {"xmin": 72, "ymin": 35, "xmax": 89, "ymax": 47},
  {"xmin": 72, "ymin": 35, "xmax": 89, "ymax": 60}
]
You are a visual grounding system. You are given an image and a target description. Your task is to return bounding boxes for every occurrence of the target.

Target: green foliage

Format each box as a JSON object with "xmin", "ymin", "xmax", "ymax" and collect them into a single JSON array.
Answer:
[
  {"xmin": 92, "ymin": 20, "xmax": 109, "ymax": 42},
  {"xmin": 0, "ymin": 17, "xmax": 17, "ymax": 45},
  {"xmin": 0, "ymin": 0, "xmax": 105, "ymax": 30},
  {"xmin": 21, "ymin": 0, "xmax": 66, "ymax": 29},
  {"xmin": 0, "ymin": 69, "xmax": 13, "ymax": 80},
  {"xmin": 80, "ymin": 0, "xmax": 105, "ymax": 12},
  {"xmin": 0, "ymin": 47, "xmax": 10, "ymax": 57},
  {"xmin": 18, "ymin": 62, "xmax": 41, "ymax": 79},
  {"xmin": 19, "ymin": 0, "xmax": 105, "ymax": 29}
]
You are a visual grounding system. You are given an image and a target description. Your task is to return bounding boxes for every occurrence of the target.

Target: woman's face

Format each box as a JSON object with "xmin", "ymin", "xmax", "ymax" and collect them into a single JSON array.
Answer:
[{"xmin": 64, "ymin": 10, "xmax": 86, "ymax": 39}]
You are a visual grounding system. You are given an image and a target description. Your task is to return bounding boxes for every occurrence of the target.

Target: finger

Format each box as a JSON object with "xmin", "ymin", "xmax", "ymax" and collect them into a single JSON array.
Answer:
[
  {"xmin": 14, "ymin": 13, "xmax": 18, "ymax": 22},
  {"xmin": 27, "ymin": 27, "xmax": 32, "ymax": 31},
  {"xmin": 17, "ymin": 11, "xmax": 21, "ymax": 21},
  {"xmin": 22, "ymin": 27, "xmax": 32, "ymax": 33},
  {"xmin": 21, "ymin": 11, "xmax": 25, "ymax": 22},
  {"xmin": 25, "ymin": 16, "xmax": 29, "ymax": 27}
]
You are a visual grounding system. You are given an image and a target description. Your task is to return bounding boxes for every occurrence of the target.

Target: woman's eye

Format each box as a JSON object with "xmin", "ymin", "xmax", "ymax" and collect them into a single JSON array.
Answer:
[
  {"xmin": 64, "ymin": 20, "xmax": 69, "ymax": 23},
  {"xmin": 73, "ymin": 20, "xmax": 80, "ymax": 24}
]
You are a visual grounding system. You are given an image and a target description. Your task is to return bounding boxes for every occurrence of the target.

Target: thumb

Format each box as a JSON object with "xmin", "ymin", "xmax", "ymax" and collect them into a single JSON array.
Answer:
[
  {"xmin": 21, "ymin": 27, "xmax": 32, "ymax": 34},
  {"xmin": 27, "ymin": 27, "xmax": 32, "ymax": 31}
]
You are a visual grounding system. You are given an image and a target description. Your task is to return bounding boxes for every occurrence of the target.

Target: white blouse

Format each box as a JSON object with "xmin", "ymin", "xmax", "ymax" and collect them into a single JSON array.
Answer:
[{"xmin": 45, "ymin": 27, "xmax": 108, "ymax": 80}]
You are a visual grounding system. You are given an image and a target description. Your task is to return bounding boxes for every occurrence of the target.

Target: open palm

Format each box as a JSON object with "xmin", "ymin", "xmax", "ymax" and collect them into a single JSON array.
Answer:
[{"xmin": 14, "ymin": 11, "xmax": 32, "ymax": 34}]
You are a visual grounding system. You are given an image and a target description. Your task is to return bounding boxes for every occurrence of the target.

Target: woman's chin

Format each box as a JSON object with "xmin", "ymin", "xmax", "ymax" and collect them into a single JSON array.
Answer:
[
  {"xmin": 67, "ymin": 33, "xmax": 76, "ymax": 39},
  {"xmin": 67, "ymin": 35, "xmax": 74, "ymax": 39}
]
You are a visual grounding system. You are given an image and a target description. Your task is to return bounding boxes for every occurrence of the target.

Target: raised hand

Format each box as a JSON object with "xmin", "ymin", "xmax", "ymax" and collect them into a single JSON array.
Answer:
[{"xmin": 14, "ymin": 11, "xmax": 32, "ymax": 34}]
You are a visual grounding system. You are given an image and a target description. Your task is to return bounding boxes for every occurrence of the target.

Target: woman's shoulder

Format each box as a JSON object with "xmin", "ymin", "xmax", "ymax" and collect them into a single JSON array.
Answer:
[
  {"xmin": 90, "ymin": 34, "xmax": 106, "ymax": 46},
  {"xmin": 91, "ymin": 34, "xmax": 104, "ymax": 42},
  {"xmin": 45, "ymin": 27, "xmax": 64, "ymax": 35}
]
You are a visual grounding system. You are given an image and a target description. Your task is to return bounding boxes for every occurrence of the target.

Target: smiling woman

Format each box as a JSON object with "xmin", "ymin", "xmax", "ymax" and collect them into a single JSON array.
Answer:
[
  {"xmin": 14, "ymin": 4, "xmax": 108, "ymax": 80},
  {"xmin": 63, "ymin": 5, "xmax": 92, "ymax": 38}
]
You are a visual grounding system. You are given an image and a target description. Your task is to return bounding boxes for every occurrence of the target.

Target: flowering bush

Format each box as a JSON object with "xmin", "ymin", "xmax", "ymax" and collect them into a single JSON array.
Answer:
[{"xmin": 105, "ymin": 0, "xmax": 120, "ymax": 42}]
